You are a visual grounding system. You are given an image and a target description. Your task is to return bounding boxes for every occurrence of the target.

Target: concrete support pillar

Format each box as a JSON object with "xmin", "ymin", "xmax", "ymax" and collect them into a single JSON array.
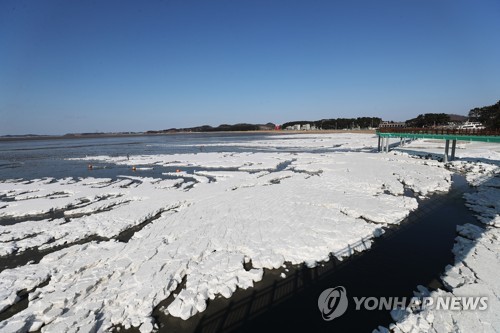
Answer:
[
  {"xmin": 444, "ymin": 139, "xmax": 450, "ymax": 163},
  {"xmin": 378, "ymin": 136, "xmax": 381, "ymax": 152},
  {"xmin": 385, "ymin": 137, "xmax": 389, "ymax": 152},
  {"xmin": 451, "ymin": 139, "xmax": 457, "ymax": 161},
  {"xmin": 400, "ymin": 137, "xmax": 403, "ymax": 147}
]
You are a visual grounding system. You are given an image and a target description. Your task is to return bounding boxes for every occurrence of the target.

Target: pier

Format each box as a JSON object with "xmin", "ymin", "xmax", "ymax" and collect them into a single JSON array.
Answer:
[{"xmin": 377, "ymin": 128, "xmax": 500, "ymax": 162}]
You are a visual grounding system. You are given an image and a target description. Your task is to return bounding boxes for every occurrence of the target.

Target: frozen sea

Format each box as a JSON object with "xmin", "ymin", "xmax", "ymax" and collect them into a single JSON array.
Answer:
[
  {"xmin": 0, "ymin": 133, "xmax": 298, "ymax": 180},
  {"xmin": 0, "ymin": 132, "xmax": 498, "ymax": 333}
]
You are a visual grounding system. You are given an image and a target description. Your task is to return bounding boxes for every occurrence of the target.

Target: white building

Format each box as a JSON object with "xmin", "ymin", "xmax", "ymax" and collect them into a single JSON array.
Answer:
[{"xmin": 379, "ymin": 121, "xmax": 406, "ymax": 128}]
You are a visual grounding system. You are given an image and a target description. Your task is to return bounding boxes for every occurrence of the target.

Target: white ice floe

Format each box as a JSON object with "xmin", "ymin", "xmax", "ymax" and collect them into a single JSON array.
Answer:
[
  {"xmin": 2, "ymin": 134, "xmax": 495, "ymax": 333},
  {"xmin": 463, "ymin": 176, "xmax": 500, "ymax": 226}
]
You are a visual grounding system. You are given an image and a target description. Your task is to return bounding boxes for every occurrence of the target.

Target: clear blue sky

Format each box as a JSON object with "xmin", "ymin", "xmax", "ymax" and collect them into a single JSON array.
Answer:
[{"xmin": 1, "ymin": 0, "xmax": 499, "ymax": 135}]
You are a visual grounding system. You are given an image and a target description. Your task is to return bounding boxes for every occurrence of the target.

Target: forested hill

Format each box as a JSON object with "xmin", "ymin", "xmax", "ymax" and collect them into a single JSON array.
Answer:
[{"xmin": 469, "ymin": 100, "xmax": 500, "ymax": 129}]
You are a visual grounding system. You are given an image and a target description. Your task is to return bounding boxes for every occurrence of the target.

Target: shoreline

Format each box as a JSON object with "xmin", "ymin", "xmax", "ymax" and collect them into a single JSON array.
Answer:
[{"xmin": 0, "ymin": 129, "xmax": 376, "ymax": 143}]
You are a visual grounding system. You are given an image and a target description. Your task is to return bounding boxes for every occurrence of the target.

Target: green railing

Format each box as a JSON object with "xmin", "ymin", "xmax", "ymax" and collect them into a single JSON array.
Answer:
[
  {"xmin": 376, "ymin": 127, "xmax": 500, "ymax": 143},
  {"xmin": 378, "ymin": 127, "xmax": 500, "ymax": 136}
]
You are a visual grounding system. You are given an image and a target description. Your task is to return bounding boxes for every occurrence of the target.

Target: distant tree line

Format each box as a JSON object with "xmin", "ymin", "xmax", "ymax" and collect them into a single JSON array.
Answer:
[
  {"xmin": 405, "ymin": 113, "xmax": 450, "ymax": 127},
  {"xmin": 402, "ymin": 101, "xmax": 500, "ymax": 129},
  {"xmin": 282, "ymin": 117, "xmax": 381, "ymax": 130},
  {"xmin": 147, "ymin": 123, "xmax": 276, "ymax": 133},
  {"xmin": 469, "ymin": 100, "xmax": 500, "ymax": 129},
  {"xmin": 198, "ymin": 123, "xmax": 275, "ymax": 132}
]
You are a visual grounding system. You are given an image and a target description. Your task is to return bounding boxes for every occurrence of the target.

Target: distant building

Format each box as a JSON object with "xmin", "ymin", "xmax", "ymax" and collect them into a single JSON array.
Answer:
[
  {"xmin": 284, "ymin": 123, "xmax": 317, "ymax": 131},
  {"xmin": 379, "ymin": 121, "xmax": 406, "ymax": 128}
]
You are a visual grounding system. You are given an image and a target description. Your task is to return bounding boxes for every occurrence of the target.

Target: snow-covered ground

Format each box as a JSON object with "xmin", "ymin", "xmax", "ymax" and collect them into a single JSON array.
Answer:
[
  {"xmin": 374, "ymin": 139, "xmax": 500, "ymax": 333},
  {"xmin": 0, "ymin": 133, "xmax": 498, "ymax": 332}
]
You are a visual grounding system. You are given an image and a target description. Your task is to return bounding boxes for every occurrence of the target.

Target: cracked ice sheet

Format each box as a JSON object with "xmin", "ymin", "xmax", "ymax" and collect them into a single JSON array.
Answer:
[
  {"xmin": 463, "ymin": 175, "xmax": 500, "ymax": 226},
  {"xmin": 290, "ymin": 152, "xmax": 451, "ymax": 198},
  {"xmin": 0, "ymin": 177, "xmax": 185, "ymax": 256},
  {"xmin": 0, "ymin": 177, "xmax": 143, "ymax": 218},
  {"xmin": 0, "ymin": 139, "xmax": 458, "ymax": 332}
]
